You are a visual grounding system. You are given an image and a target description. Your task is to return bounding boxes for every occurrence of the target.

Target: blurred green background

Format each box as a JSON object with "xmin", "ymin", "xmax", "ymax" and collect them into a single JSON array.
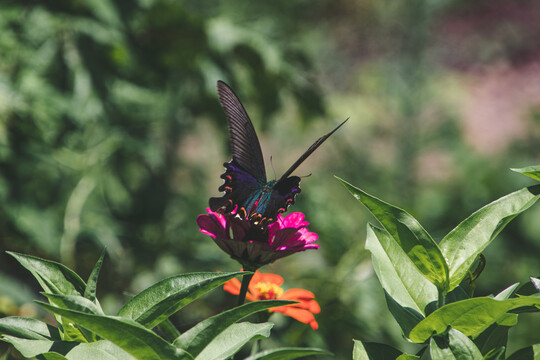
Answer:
[{"xmin": 1, "ymin": 0, "xmax": 539, "ymax": 358}]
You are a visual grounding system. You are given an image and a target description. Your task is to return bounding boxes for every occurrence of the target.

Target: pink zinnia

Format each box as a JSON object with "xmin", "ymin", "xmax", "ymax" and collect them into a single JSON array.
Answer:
[{"xmin": 196, "ymin": 209, "xmax": 319, "ymax": 269}]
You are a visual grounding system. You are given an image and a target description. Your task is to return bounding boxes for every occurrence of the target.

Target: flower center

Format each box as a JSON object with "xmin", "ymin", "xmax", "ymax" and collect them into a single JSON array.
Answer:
[{"xmin": 254, "ymin": 281, "xmax": 284, "ymax": 300}]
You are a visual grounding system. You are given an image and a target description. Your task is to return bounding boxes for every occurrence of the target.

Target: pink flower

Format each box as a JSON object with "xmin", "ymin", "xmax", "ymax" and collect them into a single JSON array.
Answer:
[{"xmin": 196, "ymin": 209, "xmax": 319, "ymax": 269}]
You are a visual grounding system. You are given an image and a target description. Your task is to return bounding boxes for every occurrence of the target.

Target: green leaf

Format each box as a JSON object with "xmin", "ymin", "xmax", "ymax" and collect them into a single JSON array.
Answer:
[
  {"xmin": 483, "ymin": 347, "xmax": 506, "ymax": 360},
  {"xmin": 244, "ymin": 347, "xmax": 331, "ymax": 360},
  {"xmin": 37, "ymin": 302, "xmax": 191, "ymax": 360},
  {"xmin": 507, "ymin": 344, "xmax": 540, "ymax": 360},
  {"xmin": 42, "ymin": 293, "xmax": 105, "ymax": 342},
  {"xmin": 157, "ymin": 319, "xmax": 182, "ymax": 343},
  {"xmin": 1, "ymin": 337, "xmax": 134, "ymax": 360},
  {"xmin": 473, "ymin": 322, "xmax": 511, "ymax": 357},
  {"xmin": 366, "ymin": 223, "xmax": 437, "ymax": 314},
  {"xmin": 511, "ymin": 166, "xmax": 540, "ymax": 182},
  {"xmin": 409, "ymin": 296, "xmax": 540, "ymax": 343},
  {"xmin": 84, "ymin": 249, "xmax": 106, "ymax": 302},
  {"xmin": 7, "ymin": 252, "xmax": 86, "ymax": 296},
  {"xmin": 174, "ymin": 300, "xmax": 294, "ymax": 357},
  {"xmin": 396, "ymin": 355, "xmax": 420, "ymax": 360},
  {"xmin": 531, "ymin": 277, "xmax": 540, "ymax": 293},
  {"xmin": 0, "ymin": 317, "xmax": 60, "ymax": 340},
  {"xmin": 439, "ymin": 185, "xmax": 540, "ymax": 291},
  {"xmin": 429, "ymin": 328, "xmax": 483, "ymax": 360},
  {"xmin": 352, "ymin": 340, "xmax": 403, "ymax": 360},
  {"xmin": 494, "ymin": 283, "xmax": 520, "ymax": 300},
  {"xmin": 43, "ymin": 294, "xmax": 104, "ymax": 315},
  {"xmin": 338, "ymin": 177, "xmax": 449, "ymax": 290},
  {"xmin": 118, "ymin": 272, "xmax": 245, "ymax": 329},
  {"xmin": 384, "ymin": 290, "xmax": 424, "ymax": 338},
  {"xmin": 39, "ymin": 353, "xmax": 69, "ymax": 360},
  {"xmin": 0, "ymin": 349, "xmax": 9, "ymax": 360},
  {"xmin": 517, "ymin": 277, "xmax": 540, "ymax": 296},
  {"xmin": 194, "ymin": 322, "xmax": 272, "ymax": 360}
]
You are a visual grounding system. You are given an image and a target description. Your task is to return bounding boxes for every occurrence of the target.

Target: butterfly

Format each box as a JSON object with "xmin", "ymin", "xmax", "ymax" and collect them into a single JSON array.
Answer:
[{"xmin": 209, "ymin": 80, "xmax": 347, "ymax": 227}]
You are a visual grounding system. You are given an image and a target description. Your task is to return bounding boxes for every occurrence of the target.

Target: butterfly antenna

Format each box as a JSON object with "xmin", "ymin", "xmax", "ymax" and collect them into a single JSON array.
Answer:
[{"xmin": 270, "ymin": 155, "xmax": 277, "ymax": 180}]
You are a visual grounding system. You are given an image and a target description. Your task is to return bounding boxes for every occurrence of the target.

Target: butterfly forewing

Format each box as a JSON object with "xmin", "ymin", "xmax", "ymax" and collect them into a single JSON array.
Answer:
[
  {"xmin": 278, "ymin": 118, "xmax": 348, "ymax": 182},
  {"xmin": 217, "ymin": 80, "xmax": 267, "ymax": 182}
]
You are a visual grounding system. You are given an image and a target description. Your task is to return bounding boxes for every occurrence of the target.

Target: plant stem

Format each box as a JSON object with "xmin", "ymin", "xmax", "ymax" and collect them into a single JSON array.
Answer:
[
  {"xmin": 438, "ymin": 288, "xmax": 446, "ymax": 309},
  {"xmin": 238, "ymin": 272, "xmax": 254, "ymax": 306}
]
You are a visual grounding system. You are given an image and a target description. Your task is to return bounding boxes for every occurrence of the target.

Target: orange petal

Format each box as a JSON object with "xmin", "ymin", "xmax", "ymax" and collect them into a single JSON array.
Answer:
[
  {"xmin": 258, "ymin": 273, "xmax": 284, "ymax": 286},
  {"xmin": 280, "ymin": 288, "xmax": 315, "ymax": 300},
  {"xmin": 224, "ymin": 277, "xmax": 255, "ymax": 301},
  {"xmin": 223, "ymin": 278, "xmax": 241, "ymax": 295},
  {"xmin": 273, "ymin": 306, "xmax": 318, "ymax": 330},
  {"xmin": 250, "ymin": 271, "xmax": 263, "ymax": 284},
  {"xmin": 303, "ymin": 299, "xmax": 321, "ymax": 314}
]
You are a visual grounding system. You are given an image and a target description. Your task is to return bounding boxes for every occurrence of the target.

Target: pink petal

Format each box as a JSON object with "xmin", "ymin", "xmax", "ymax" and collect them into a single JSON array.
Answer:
[
  {"xmin": 281, "ymin": 212, "xmax": 307, "ymax": 228},
  {"xmin": 196, "ymin": 214, "xmax": 226, "ymax": 239}
]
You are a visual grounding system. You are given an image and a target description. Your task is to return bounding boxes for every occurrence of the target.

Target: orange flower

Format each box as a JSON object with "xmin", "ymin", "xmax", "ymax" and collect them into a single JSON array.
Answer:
[{"xmin": 224, "ymin": 271, "xmax": 321, "ymax": 330}]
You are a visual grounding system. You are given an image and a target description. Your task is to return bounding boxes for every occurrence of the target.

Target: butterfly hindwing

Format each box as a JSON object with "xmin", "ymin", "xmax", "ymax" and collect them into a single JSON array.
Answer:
[
  {"xmin": 209, "ymin": 159, "xmax": 263, "ymax": 216},
  {"xmin": 268, "ymin": 176, "xmax": 302, "ymax": 218}
]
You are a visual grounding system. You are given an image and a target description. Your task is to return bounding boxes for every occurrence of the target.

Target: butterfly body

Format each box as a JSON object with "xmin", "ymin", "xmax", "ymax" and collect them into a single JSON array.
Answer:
[
  {"xmin": 210, "ymin": 159, "xmax": 300, "ymax": 226},
  {"xmin": 210, "ymin": 80, "xmax": 346, "ymax": 227}
]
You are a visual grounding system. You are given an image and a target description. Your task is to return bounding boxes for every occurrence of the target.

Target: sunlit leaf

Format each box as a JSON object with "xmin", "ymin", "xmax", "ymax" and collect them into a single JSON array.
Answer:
[
  {"xmin": 244, "ymin": 347, "xmax": 331, "ymax": 360},
  {"xmin": 38, "ymin": 302, "xmax": 191, "ymax": 360},
  {"xmin": 409, "ymin": 296, "xmax": 540, "ymax": 343},
  {"xmin": 337, "ymin": 177, "xmax": 449, "ymax": 290},
  {"xmin": 429, "ymin": 328, "xmax": 482, "ymax": 359},
  {"xmin": 194, "ymin": 322, "xmax": 272, "ymax": 360},
  {"xmin": 494, "ymin": 283, "xmax": 520, "ymax": 300},
  {"xmin": 439, "ymin": 185, "xmax": 540, "ymax": 291},
  {"xmin": 118, "ymin": 272, "xmax": 245, "ymax": 329},
  {"xmin": 511, "ymin": 166, "xmax": 540, "ymax": 182},
  {"xmin": 531, "ymin": 277, "xmax": 540, "ymax": 293},
  {"xmin": 352, "ymin": 340, "xmax": 403, "ymax": 360},
  {"xmin": 0, "ymin": 317, "xmax": 60, "ymax": 340},
  {"xmin": 1, "ymin": 337, "xmax": 134, "ymax": 360},
  {"xmin": 366, "ymin": 223, "xmax": 437, "ymax": 314},
  {"xmin": 175, "ymin": 300, "xmax": 294, "ymax": 357},
  {"xmin": 7, "ymin": 252, "xmax": 86, "ymax": 296},
  {"xmin": 43, "ymin": 294, "xmax": 104, "ymax": 315},
  {"xmin": 395, "ymin": 356, "xmax": 419, "ymax": 360}
]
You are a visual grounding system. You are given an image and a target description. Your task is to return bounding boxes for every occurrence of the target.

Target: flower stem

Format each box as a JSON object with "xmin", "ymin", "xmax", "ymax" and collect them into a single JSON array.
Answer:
[{"xmin": 237, "ymin": 272, "xmax": 254, "ymax": 306}]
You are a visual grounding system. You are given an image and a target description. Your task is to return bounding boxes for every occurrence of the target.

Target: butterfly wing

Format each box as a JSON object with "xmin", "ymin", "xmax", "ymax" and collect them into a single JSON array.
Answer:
[
  {"xmin": 278, "ymin": 118, "xmax": 348, "ymax": 182},
  {"xmin": 210, "ymin": 81, "xmax": 268, "ymax": 218},
  {"xmin": 266, "ymin": 176, "xmax": 302, "ymax": 221},
  {"xmin": 217, "ymin": 80, "xmax": 267, "ymax": 182},
  {"xmin": 209, "ymin": 160, "xmax": 263, "ymax": 217}
]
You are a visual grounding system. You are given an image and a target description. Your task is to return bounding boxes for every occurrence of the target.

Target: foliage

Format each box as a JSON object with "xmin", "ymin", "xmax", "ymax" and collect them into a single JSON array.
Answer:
[
  {"xmin": 0, "ymin": 252, "xmax": 328, "ymax": 360},
  {"xmin": 341, "ymin": 170, "xmax": 540, "ymax": 359},
  {"xmin": 1, "ymin": 0, "xmax": 540, "ymax": 359}
]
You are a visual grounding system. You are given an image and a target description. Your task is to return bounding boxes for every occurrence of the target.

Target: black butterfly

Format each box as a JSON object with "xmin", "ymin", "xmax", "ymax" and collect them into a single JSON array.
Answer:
[{"xmin": 209, "ymin": 80, "xmax": 347, "ymax": 226}]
